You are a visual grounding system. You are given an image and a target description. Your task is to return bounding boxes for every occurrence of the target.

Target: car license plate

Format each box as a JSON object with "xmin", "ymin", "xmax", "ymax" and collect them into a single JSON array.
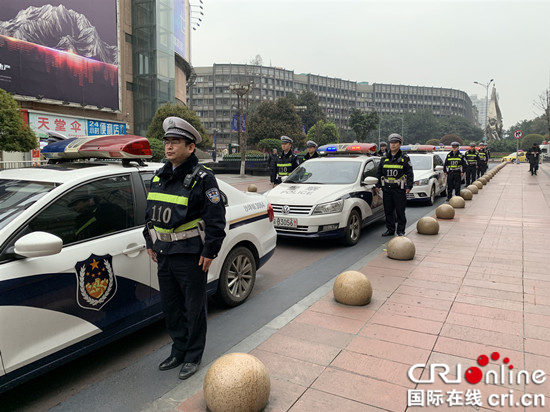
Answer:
[{"xmin": 274, "ymin": 217, "xmax": 297, "ymax": 228}]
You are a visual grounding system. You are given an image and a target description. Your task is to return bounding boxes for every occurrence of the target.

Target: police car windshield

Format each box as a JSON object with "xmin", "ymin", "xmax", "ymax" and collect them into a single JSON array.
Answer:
[
  {"xmin": 286, "ymin": 161, "xmax": 361, "ymax": 184},
  {"xmin": 408, "ymin": 155, "xmax": 432, "ymax": 170},
  {"xmin": 0, "ymin": 179, "xmax": 56, "ymax": 230}
]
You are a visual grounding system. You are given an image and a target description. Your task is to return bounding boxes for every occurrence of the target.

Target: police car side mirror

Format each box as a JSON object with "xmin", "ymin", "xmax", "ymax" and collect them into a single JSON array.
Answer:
[
  {"xmin": 280, "ymin": 176, "xmax": 288, "ymax": 183},
  {"xmin": 435, "ymin": 165, "xmax": 444, "ymax": 171},
  {"xmin": 14, "ymin": 232, "xmax": 63, "ymax": 258},
  {"xmin": 362, "ymin": 176, "xmax": 378, "ymax": 187}
]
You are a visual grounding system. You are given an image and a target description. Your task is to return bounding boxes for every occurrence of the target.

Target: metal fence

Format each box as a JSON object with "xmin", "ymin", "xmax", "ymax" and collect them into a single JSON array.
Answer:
[{"xmin": 0, "ymin": 160, "xmax": 48, "ymax": 170}]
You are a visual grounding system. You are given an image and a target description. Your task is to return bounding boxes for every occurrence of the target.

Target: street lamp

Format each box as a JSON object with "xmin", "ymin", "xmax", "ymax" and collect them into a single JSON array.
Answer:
[
  {"xmin": 474, "ymin": 78, "xmax": 494, "ymax": 142},
  {"xmin": 229, "ymin": 83, "xmax": 253, "ymax": 176}
]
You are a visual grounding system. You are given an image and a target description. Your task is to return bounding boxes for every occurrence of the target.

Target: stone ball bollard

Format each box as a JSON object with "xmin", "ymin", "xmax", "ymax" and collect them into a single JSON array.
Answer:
[
  {"xmin": 449, "ymin": 196, "xmax": 465, "ymax": 208},
  {"xmin": 478, "ymin": 177, "xmax": 488, "ymax": 185},
  {"xmin": 247, "ymin": 184, "xmax": 258, "ymax": 192},
  {"xmin": 387, "ymin": 236, "xmax": 416, "ymax": 260},
  {"xmin": 333, "ymin": 270, "xmax": 372, "ymax": 305},
  {"xmin": 466, "ymin": 184, "xmax": 479, "ymax": 194},
  {"xmin": 460, "ymin": 188, "xmax": 473, "ymax": 200},
  {"xmin": 204, "ymin": 353, "xmax": 271, "ymax": 412},
  {"xmin": 473, "ymin": 181, "xmax": 483, "ymax": 189},
  {"xmin": 436, "ymin": 203, "xmax": 455, "ymax": 219},
  {"xmin": 416, "ymin": 216, "xmax": 439, "ymax": 235}
]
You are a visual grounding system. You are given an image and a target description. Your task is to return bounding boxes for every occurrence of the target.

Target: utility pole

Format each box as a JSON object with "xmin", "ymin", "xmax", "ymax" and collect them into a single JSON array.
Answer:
[{"xmin": 229, "ymin": 82, "xmax": 253, "ymax": 176}]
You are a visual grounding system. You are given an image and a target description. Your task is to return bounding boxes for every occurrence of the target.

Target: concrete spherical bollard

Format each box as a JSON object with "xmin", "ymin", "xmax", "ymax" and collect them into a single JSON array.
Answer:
[
  {"xmin": 416, "ymin": 216, "xmax": 439, "ymax": 235},
  {"xmin": 466, "ymin": 184, "xmax": 479, "ymax": 194},
  {"xmin": 387, "ymin": 236, "xmax": 416, "ymax": 260},
  {"xmin": 478, "ymin": 177, "xmax": 488, "ymax": 185},
  {"xmin": 473, "ymin": 181, "xmax": 483, "ymax": 189},
  {"xmin": 333, "ymin": 271, "xmax": 373, "ymax": 305},
  {"xmin": 449, "ymin": 196, "xmax": 465, "ymax": 208},
  {"xmin": 204, "ymin": 353, "xmax": 271, "ymax": 412},
  {"xmin": 460, "ymin": 188, "xmax": 473, "ymax": 200},
  {"xmin": 436, "ymin": 203, "xmax": 455, "ymax": 219},
  {"xmin": 247, "ymin": 184, "xmax": 258, "ymax": 192}
]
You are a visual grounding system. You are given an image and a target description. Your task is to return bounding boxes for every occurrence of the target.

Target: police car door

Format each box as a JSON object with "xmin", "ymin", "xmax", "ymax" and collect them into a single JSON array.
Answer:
[
  {"xmin": 363, "ymin": 159, "xmax": 383, "ymax": 210},
  {"xmin": 0, "ymin": 174, "xmax": 153, "ymax": 375}
]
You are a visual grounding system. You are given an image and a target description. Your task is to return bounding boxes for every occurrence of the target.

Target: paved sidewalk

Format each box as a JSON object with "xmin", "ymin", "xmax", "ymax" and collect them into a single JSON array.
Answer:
[{"xmin": 147, "ymin": 163, "xmax": 550, "ymax": 412}]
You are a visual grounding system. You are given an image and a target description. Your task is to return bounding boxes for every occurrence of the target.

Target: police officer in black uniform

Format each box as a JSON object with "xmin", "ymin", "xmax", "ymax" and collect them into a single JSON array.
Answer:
[
  {"xmin": 303, "ymin": 140, "xmax": 319, "ymax": 161},
  {"xmin": 477, "ymin": 142, "xmax": 490, "ymax": 178},
  {"xmin": 143, "ymin": 117, "xmax": 226, "ymax": 380},
  {"xmin": 377, "ymin": 142, "xmax": 388, "ymax": 157},
  {"xmin": 464, "ymin": 142, "xmax": 479, "ymax": 185},
  {"xmin": 444, "ymin": 142, "xmax": 466, "ymax": 200},
  {"xmin": 272, "ymin": 135, "xmax": 299, "ymax": 185},
  {"xmin": 376, "ymin": 133, "xmax": 414, "ymax": 237}
]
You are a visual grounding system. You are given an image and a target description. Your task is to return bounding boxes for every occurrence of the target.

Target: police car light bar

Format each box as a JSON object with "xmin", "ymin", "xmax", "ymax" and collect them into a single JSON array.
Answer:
[
  {"xmin": 401, "ymin": 145, "xmax": 436, "ymax": 152},
  {"xmin": 42, "ymin": 135, "xmax": 153, "ymax": 160},
  {"xmin": 318, "ymin": 143, "xmax": 376, "ymax": 155}
]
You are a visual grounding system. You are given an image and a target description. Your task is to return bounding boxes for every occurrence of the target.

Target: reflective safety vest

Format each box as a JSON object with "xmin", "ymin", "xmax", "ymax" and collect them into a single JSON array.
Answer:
[
  {"xmin": 446, "ymin": 153, "xmax": 463, "ymax": 171},
  {"xmin": 276, "ymin": 152, "xmax": 298, "ymax": 176},
  {"xmin": 465, "ymin": 151, "xmax": 478, "ymax": 166},
  {"xmin": 381, "ymin": 156, "xmax": 407, "ymax": 187},
  {"xmin": 478, "ymin": 150, "xmax": 487, "ymax": 162}
]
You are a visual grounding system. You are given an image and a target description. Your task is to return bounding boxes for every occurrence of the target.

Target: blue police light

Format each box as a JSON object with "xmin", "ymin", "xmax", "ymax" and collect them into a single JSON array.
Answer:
[
  {"xmin": 400, "ymin": 145, "xmax": 411, "ymax": 151},
  {"xmin": 326, "ymin": 146, "xmax": 338, "ymax": 152}
]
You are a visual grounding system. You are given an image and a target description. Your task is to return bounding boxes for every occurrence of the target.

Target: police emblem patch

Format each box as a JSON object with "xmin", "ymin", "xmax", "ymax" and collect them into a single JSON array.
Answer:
[
  {"xmin": 75, "ymin": 254, "xmax": 117, "ymax": 311},
  {"xmin": 206, "ymin": 188, "xmax": 221, "ymax": 204}
]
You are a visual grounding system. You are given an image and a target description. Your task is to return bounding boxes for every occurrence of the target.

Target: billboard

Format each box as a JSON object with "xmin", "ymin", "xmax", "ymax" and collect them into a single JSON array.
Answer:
[
  {"xmin": 0, "ymin": 1, "xmax": 119, "ymax": 109},
  {"xmin": 174, "ymin": 0, "xmax": 188, "ymax": 60},
  {"xmin": 29, "ymin": 111, "xmax": 126, "ymax": 139}
]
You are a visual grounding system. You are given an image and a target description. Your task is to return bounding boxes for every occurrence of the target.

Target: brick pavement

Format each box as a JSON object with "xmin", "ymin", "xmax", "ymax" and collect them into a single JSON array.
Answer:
[{"xmin": 149, "ymin": 162, "xmax": 550, "ymax": 412}]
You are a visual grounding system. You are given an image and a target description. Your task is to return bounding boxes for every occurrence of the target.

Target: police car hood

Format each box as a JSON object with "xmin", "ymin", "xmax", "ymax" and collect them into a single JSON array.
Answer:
[
  {"xmin": 412, "ymin": 168, "xmax": 436, "ymax": 181},
  {"xmin": 266, "ymin": 183, "xmax": 355, "ymax": 205}
]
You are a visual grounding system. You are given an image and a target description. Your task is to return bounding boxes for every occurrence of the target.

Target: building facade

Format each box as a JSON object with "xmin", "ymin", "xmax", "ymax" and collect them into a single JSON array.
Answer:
[{"xmin": 188, "ymin": 64, "xmax": 475, "ymax": 147}]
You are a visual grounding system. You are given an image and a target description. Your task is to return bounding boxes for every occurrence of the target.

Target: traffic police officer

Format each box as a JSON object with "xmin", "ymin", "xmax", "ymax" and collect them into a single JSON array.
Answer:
[
  {"xmin": 272, "ymin": 135, "xmax": 299, "ymax": 185},
  {"xmin": 377, "ymin": 142, "xmax": 388, "ymax": 157},
  {"xmin": 303, "ymin": 140, "xmax": 319, "ymax": 161},
  {"xmin": 376, "ymin": 133, "xmax": 413, "ymax": 236},
  {"xmin": 444, "ymin": 141, "xmax": 466, "ymax": 200},
  {"xmin": 477, "ymin": 142, "xmax": 490, "ymax": 178},
  {"xmin": 143, "ymin": 116, "xmax": 226, "ymax": 380},
  {"xmin": 464, "ymin": 142, "xmax": 479, "ymax": 185}
]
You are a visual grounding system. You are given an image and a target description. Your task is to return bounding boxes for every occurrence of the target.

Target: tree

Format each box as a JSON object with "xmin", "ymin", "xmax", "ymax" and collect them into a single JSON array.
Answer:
[
  {"xmin": 440, "ymin": 134, "xmax": 463, "ymax": 145},
  {"xmin": 306, "ymin": 120, "xmax": 339, "ymax": 147},
  {"xmin": 425, "ymin": 138, "xmax": 440, "ymax": 146},
  {"xmin": 349, "ymin": 109, "xmax": 379, "ymax": 142},
  {"xmin": 257, "ymin": 138, "xmax": 282, "ymax": 152},
  {"xmin": 439, "ymin": 115, "xmax": 484, "ymax": 143},
  {"xmin": 520, "ymin": 134, "xmax": 544, "ymax": 151},
  {"xmin": 248, "ymin": 98, "xmax": 305, "ymax": 147},
  {"xmin": 0, "ymin": 88, "xmax": 36, "ymax": 152},
  {"xmin": 147, "ymin": 102, "xmax": 211, "ymax": 151},
  {"xmin": 505, "ymin": 116, "xmax": 548, "ymax": 139},
  {"xmin": 401, "ymin": 111, "xmax": 440, "ymax": 143},
  {"xmin": 294, "ymin": 90, "xmax": 326, "ymax": 132},
  {"xmin": 534, "ymin": 88, "xmax": 550, "ymax": 138}
]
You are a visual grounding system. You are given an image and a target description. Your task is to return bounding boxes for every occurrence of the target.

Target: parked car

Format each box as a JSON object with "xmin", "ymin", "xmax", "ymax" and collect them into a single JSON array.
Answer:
[
  {"xmin": 405, "ymin": 151, "xmax": 447, "ymax": 205},
  {"xmin": 0, "ymin": 135, "xmax": 276, "ymax": 392},
  {"xmin": 501, "ymin": 151, "xmax": 526, "ymax": 163}
]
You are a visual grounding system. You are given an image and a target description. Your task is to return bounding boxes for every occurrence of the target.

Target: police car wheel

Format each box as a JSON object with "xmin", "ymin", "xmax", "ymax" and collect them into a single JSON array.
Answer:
[
  {"xmin": 214, "ymin": 246, "xmax": 257, "ymax": 308},
  {"xmin": 426, "ymin": 186, "xmax": 435, "ymax": 206},
  {"xmin": 342, "ymin": 209, "xmax": 361, "ymax": 246}
]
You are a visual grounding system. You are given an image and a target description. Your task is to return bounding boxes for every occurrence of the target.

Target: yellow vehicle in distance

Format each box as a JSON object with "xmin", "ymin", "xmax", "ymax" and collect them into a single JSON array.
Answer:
[{"xmin": 501, "ymin": 151, "xmax": 527, "ymax": 163}]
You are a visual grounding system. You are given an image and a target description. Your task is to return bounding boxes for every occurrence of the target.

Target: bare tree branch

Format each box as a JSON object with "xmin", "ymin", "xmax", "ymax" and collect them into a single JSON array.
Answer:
[{"xmin": 534, "ymin": 88, "xmax": 550, "ymax": 137}]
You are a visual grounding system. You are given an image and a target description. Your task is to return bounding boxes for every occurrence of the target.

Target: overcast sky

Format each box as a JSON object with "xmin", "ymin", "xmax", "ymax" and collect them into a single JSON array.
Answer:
[{"xmin": 191, "ymin": 0, "xmax": 550, "ymax": 129}]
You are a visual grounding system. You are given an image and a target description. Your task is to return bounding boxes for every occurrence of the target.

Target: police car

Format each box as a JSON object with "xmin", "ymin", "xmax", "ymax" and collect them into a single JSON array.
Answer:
[
  {"xmin": 0, "ymin": 135, "xmax": 276, "ymax": 392},
  {"xmin": 266, "ymin": 143, "xmax": 384, "ymax": 246},
  {"xmin": 401, "ymin": 145, "xmax": 446, "ymax": 205}
]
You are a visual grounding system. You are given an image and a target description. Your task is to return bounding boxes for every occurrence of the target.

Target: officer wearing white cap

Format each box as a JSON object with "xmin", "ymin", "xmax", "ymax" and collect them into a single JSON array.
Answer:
[
  {"xmin": 477, "ymin": 142, "xmax": 490, "ymax": 178},
  {"xmin": 443, "ymin": 141, "xmax": 466, "ymax": 200},
  {"xmin": 464, "ymin": 142, "xmax": 479, "ymax": 186},
  {"xmin": 377, "ymin": 142, "xmax": 388, "ymax": 157},
  {"xmin": 273, "ymin": 135, "xmax": 299, "ymax": 185},
  {"xmin": 143, "ymin": 116, "xmax": 226, "ymax": 380},
  {"xmin": 303, "ymin": 140, "xmax": 319, "ymax": 161},
  {"xmin": 376, "ymin": 133, "xmax": 413, "ymax": 236}
]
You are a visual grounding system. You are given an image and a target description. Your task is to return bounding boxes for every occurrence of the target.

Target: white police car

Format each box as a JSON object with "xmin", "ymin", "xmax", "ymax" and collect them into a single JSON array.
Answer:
[
  {"xmin": 402, "ymin": 145, "xmax": 447, "ymax": 205},
  {"xmin": 266, "ymin": 143, "xmax": 384, "ymax": 246},
  {"xmin": 0, "ymin": 135, "xmax": 276, "ymax": 392}
]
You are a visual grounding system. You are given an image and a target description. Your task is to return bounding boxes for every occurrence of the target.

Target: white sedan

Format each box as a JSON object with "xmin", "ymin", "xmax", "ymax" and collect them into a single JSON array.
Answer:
[
  {"xmin": 0, "ymin": 136, "xmax": 276, "ymax": 392},
  {"xmin": 406, "ymin": 152, "xmax": 447, "ymax": 205}
]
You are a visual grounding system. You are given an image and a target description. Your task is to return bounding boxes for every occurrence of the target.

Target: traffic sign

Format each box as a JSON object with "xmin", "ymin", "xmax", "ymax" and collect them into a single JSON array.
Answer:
[{"xmin": 513, "ymin": 130, "xmax": 523, "ymax": 139}]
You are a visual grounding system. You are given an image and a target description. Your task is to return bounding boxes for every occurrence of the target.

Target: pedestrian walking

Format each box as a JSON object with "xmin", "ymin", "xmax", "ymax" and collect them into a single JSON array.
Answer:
[
  {"xmin": 527, "ymin": 143, "xmax": 542, "ymax": 175},
  {"xmin": 272, "ymin": 136, "xmax": 299, "ymax": 186},
  {"xmin": 376, "ymin": 133, "xmax": 413, "ymax": 237},
  {"xmin": 303, "ymin": 140, "xmax": 319, "ymax": 161},
  {"xmin": 143, "ymin": 116, "xmax": 226, "ymax": 380},
  {"xmin": 444, "ymin": 141, "xmax": 466, "ymax": 200},
  {"xmin": 464, "ymin": 143, "xmax": 479, "ymax": 185},
  {"xmin": 268, "ymin": 148, "xmax": 278, "ymax": 185}
]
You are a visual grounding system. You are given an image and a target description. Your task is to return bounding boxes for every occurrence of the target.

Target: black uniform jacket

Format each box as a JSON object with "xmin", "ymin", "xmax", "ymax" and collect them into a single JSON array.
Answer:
[
  {"xmin": 375, "ymin": 150, "xmax": 414, "ymax": 190},
  {"xmin": 303, "ymin": 151, "xmax": 319, "ymax": 161},
  {"xmin": 143, "ymin": 154, "xmax": 226, "ymax": 259},
  {"xmin": 272, "ymin": 150, "xmax": 300, "ymax": 177},
  {"xmin": 443, "ymin": 151, "xmax": 466, "ymax": 174}
]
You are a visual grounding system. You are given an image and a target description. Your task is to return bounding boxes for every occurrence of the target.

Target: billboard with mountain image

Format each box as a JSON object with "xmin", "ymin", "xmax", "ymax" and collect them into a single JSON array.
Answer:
[{"xmin": 0, "ymin": 1, "xmax": 119, "ymax": 109}]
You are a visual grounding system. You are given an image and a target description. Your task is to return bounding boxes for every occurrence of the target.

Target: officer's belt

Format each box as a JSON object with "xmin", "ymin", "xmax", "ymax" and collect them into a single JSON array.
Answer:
[{"xmin": 153, "ymin": 228, "xmax": 200, "ymax": 242}]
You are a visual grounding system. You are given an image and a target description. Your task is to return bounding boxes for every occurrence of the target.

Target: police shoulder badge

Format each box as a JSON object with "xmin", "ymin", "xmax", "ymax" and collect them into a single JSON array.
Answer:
[
  {"xmin": 206, "ymin": 188, "xmax": 221, "ymax": 204},
  {"xmin": 75, "ymin": 253, "xmax": 117, "ymax": 311}
]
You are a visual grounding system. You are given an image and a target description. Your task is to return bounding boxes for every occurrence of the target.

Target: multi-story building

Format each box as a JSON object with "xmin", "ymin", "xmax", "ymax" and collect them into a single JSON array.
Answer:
[
  {"xmin": 1, "ymin": 0, "xmax": 196, "ymax": 162},
  {"xmin": 470, "ymin": 94, "xmax": 487, "ymax": 130},
  {"xmin": 188, "ymin": 63, "xmax": 475, "ymax": 147}
]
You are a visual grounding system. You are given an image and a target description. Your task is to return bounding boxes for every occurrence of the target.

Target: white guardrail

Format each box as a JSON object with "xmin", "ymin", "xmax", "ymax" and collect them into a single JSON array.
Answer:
[{"xmin": 0, "ymin": 160, "xmax": 49, "ymax": 170}]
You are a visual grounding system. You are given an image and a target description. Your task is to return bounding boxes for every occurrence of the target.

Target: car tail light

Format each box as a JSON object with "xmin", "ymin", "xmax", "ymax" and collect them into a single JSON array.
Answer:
[{"xmin": 267, "ymin": 203, "xmax": 274, "ymax": 222}]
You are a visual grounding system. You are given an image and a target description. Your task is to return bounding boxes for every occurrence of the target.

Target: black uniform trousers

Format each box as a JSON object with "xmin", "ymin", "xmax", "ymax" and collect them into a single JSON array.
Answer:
[
  {"xmin": 157, "ymin": 253, "xmax": 207, "ymax": 363},
  {"xmin": 477, "ymin": 162, "xmax": 487, "ymax": 178},
  {"xmin": 382, "ymin": 186, "xmax": 407, "ymax": 234},
  {"xmin": 447, "ymin": 171, "xmax": 462, "ymax": 199},
  {"xmin": 529, "ymin": 160, "xmax": 539, "ymax": 175},
  {"xmin": 465, "ymin": 165, "xmax": 477, "ymax": 185}
]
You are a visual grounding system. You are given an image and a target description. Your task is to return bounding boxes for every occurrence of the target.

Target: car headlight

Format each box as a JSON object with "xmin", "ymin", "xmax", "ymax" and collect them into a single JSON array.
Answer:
[
  {"xmin": 414, "ymin": 178, "xmax": 429, "ymax": 186},
  {"xmin": 312, "ymin": 199, "xmax": 344, "ymax": 215}
]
